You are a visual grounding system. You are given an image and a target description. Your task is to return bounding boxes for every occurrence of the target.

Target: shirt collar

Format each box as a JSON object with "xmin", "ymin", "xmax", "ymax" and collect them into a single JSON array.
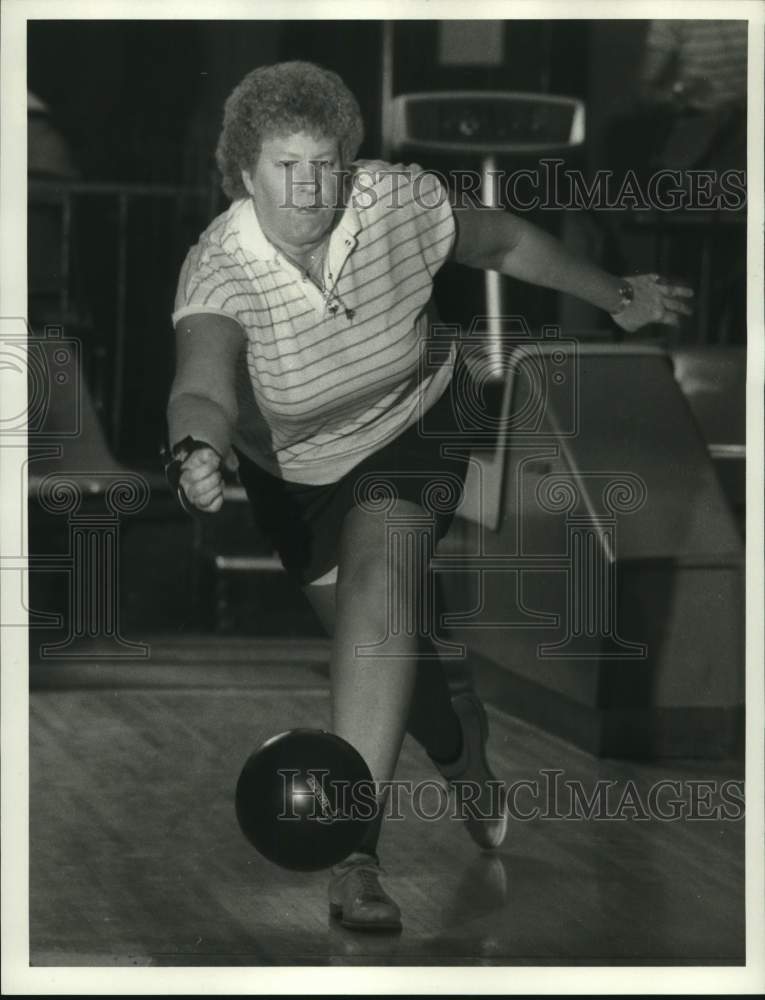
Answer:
[
  {"xmin": 234, "ymin": 195, "xmax": 361, "ymax": 263},
  {"xmin": 235, "ymin": 198, "xmax": 277, "ymax": 261}
]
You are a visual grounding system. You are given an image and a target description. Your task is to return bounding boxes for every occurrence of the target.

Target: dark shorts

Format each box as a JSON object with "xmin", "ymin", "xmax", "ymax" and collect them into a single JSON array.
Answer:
[{"xmin": 234, "ymin": 382, "xmax": 469, "ymax": 586}]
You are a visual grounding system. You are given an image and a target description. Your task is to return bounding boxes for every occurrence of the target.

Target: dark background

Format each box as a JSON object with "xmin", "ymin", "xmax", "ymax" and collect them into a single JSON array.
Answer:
[
  {"xmin": 26, "ymin": 19, "xmax": 658, "ymax": 464},
  {"xmin": 28, "ymin": 20, "xmax": 604, "ymax": 185},
  {"xmin": 27, "ymin": 19, "xmax": 745, "ymax": 467}
]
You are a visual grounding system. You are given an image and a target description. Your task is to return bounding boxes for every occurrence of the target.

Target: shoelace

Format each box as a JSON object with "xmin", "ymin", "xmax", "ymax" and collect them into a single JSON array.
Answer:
[
  {"xmin": 334, "ymin": 859, "xmax": 389, "ymax": 896},
  {"xmin": 356, "ymin": 865, "xmax": 387, "ymax": 899}
]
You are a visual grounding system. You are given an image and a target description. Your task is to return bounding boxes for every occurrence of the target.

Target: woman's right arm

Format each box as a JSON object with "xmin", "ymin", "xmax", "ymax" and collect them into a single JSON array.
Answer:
[{"xmin": 167, "ymin": 312, "xmax": 245, "ymax": 513}]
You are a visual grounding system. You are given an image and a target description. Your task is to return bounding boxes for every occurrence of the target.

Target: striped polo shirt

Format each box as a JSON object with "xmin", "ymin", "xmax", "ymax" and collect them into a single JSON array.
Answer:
[{"xmin": 173, "ymin": 161, "xmax": 457, "ymax": 485}]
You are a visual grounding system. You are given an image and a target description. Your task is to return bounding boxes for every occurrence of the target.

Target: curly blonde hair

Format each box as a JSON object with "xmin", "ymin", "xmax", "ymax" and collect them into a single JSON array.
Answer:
[{"xmin": 215, "ymin": 61, "xmax": 365, "ymax": 201}]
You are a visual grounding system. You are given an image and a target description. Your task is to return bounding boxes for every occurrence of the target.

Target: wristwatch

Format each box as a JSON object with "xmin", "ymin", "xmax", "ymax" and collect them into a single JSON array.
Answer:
[
  {"xmin": 161, "ymin": 435, "xmax": 219, "ymax": 515},
  {"xmin": 610, "ymin": 279, "xmax": 635, "ymax": 316}
]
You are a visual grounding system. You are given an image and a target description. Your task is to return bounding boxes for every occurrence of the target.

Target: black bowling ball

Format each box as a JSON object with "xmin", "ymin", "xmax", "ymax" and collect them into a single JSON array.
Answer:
[{"xmin": 235, "ymin": 728, "xmax": 376, "ymax": 872}]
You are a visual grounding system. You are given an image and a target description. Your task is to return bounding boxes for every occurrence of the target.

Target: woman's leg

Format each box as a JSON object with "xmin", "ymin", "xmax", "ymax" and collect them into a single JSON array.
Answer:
[
  {"xmin": 328, "ymin": 499, "xmax": 426, "ymax": 788},
  {"xmin": 304, "ymin": 566, "xmax": 462, "ymax": 769},
  {"xmin": 305, "ymin": 504, "xmax": 506, "ymax": 901},
  {"xmin": 405, "ymin": 574, "xmax": 464, "ymax": 763},
  {"xmin": 307, "ymin": 499, "xmax": 432, "ymax": 930}
]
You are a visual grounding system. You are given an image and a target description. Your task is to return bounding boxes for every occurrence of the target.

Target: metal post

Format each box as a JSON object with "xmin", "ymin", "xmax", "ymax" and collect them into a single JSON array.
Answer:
[{"xmin": 481, "ymin": 154, "xmax": 505, "ymax": 379}]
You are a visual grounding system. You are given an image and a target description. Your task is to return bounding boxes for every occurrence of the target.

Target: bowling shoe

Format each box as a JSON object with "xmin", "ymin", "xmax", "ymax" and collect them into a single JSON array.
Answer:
[
  {"xmin": 431, "ymin": 691, "xmax": 508, "ymax": 850},
  {"xmin": 328, "ymin": 852, "xmax": 402, "ymax": 931}
]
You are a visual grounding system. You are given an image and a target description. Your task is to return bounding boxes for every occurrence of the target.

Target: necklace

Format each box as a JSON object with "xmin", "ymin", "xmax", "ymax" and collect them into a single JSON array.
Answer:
[
  {"xmin": 276, "ymin": 237, "xmax": 355, "ymax": 320},
  {"xmin": 304, "ymin": 244, "xmax": 329, "ymax": 288},
  {"xmin": 278, "ymin": 241, "xmax": 329, "ymax": 290}
]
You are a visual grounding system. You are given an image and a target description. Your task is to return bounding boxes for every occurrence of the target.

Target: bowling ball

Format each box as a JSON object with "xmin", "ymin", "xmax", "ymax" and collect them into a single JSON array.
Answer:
[{"xmin": 235, "ymin": 728, "xmax": 376, "ymax": 872}]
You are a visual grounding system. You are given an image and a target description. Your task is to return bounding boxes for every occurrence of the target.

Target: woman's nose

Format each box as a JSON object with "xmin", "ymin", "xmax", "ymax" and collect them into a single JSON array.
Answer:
[
  {"xmin": 292, "ymin": 162, "xmax": 321, "ymax": 187},
  {"xmin": 291, "ymin": 166, "xmax": 325, "ymax": 206}
]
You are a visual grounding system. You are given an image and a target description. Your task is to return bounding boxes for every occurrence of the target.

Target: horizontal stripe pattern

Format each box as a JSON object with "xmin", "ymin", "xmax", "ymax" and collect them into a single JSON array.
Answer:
[
  {"xmin": 645, "ymin": 20, "xmax": 747, "ymax": 109},
  {"xmin": 173, "ymin": 161, "xmax": 456, "ymax": 484}
]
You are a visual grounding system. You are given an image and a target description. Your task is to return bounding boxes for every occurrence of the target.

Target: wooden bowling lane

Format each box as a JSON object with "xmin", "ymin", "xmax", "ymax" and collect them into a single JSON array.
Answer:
[{"xmin": 30, "ymin": 637, "xmax": 744, "ymax": 966}]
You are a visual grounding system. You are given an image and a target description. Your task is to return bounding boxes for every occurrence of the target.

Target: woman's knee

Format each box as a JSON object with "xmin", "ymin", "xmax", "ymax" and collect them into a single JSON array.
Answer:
[
  {"xmin": 336, "ymin": 545, "xmax": 392, "ymax": 611},
  {"xmin": 336, "ymin": 504, "xmax": 431, "ymax": 611}
]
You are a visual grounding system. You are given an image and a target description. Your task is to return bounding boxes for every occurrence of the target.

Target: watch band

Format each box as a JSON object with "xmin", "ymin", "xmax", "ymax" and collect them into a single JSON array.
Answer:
[{"xmin": 161, "ymin": 435, "xmax": 220, "ymax": 515}]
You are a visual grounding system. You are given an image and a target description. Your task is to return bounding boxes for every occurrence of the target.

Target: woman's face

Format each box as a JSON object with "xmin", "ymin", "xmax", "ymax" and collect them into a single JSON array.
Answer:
[{"xmin": 241, "ymin": 131, "xmax": 344, "ymax": 253}]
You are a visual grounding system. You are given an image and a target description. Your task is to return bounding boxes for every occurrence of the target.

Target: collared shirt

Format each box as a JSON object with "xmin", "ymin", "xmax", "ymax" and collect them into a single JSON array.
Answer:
[{"xmin": 172, "ymin": 161, "xmax": 456, "ymax": 484}]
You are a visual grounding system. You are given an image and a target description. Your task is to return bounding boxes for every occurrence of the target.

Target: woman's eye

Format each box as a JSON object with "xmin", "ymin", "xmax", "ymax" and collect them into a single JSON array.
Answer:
[{"xmin": 278, "ymin": 160, "xmax": 297, "ymax": 168}]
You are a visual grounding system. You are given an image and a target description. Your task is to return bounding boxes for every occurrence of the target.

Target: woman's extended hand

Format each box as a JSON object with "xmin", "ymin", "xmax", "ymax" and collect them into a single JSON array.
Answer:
[
  {"xmin": 612, "ymin": 274, "xmax": 694, "ymax": 333},
  {"xmin": 179, "ymin": 447, "xmax": 224, "ymax": 513}
]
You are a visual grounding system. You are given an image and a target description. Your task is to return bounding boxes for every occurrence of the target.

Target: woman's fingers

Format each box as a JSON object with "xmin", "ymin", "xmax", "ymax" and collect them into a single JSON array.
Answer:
[
  {"xmin": 661, "ymin": 283, "xmax": 694, "ymax": 299},
  {"xmin": 195, "ymin": 487, "xmax": 224, "ymax": 511},
  {"xmin": 183, "ymin": 447, "xmax": 220, "ymax": 475},
  {"xmin": 663, "ymin": 296, "xmax": 694, "ymax": 316},
  {"xmin": 660, "ymin": 310, "xmax": 681, "ymax": 327},
  {"xmin": 179, "ymin": 447, "xmax": 224, "ymax": 512},
  {"xmin": 190, "ymin": 477, "xmax": 223, "ymax": 503},
  {"xmin": 658, "ymin": 277, "xmax": 694, "ymax": 320},
  {"xmin": 183, "ymin": 472, "xmax": 223, "ymax": 501},
  {"xmin": 201, "ymin": 493, "xmax": 224, "ymax": 513},
  {"xmin": 180, "ymin": 464, "xmax": 221, "ymax": 491},
  {"xmin": 184, "ymin": 478, "xmax": 224, "ymax": 511}
]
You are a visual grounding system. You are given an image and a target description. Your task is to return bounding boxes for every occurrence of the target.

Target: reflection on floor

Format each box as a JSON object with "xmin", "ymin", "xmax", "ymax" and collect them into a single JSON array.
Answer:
[{"xmin": 30, "ymin": 637, "xmax": 745, "ymax": 967}]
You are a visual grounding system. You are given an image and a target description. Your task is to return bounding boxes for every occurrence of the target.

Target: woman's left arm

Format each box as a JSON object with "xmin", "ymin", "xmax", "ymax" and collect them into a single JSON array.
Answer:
[{"xmin": 451, "ymin": 205, "xmax": 694, "ymax": 333}]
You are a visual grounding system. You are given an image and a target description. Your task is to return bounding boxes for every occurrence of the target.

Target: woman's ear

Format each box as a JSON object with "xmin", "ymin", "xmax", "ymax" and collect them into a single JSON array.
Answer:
[{"xmin": 241, "ymin": 169, "xmax": 255, "ymax": 197}]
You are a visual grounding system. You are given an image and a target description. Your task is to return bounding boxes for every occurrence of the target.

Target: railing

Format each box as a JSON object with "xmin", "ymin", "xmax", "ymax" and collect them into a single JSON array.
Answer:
[{"xmin": 28, "ymin": 179, "xmax": 223, "ymax": 453}]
